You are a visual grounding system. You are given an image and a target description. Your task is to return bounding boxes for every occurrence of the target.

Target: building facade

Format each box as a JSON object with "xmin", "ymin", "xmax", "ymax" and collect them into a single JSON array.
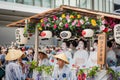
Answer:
[{"xmin": 1, "ymin": 0, "xmax": 120, "ymax": 13}]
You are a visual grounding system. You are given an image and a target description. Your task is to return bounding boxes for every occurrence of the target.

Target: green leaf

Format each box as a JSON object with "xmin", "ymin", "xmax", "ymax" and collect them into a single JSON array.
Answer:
[{"xmin": 36, "ymin": 23, "xmax": 41, "ymax": 28}]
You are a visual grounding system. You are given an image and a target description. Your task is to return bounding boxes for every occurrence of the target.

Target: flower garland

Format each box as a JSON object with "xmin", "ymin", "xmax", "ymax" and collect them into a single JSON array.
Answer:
[{"xmin": 25, "ymin": 11, "xmax": 120, "ymax": 38}]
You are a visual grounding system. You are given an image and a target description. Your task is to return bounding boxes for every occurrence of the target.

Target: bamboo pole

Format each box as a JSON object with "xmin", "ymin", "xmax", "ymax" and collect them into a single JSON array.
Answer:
[{"xmin": 33, "ymin": 25, "xmax": 39, "ymax": 62}]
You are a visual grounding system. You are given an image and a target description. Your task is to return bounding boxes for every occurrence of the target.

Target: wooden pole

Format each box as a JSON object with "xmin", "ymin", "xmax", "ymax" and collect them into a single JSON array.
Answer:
[{"xmin": 33, "ymin": 26, "xmax": 39, "ymax": 62}]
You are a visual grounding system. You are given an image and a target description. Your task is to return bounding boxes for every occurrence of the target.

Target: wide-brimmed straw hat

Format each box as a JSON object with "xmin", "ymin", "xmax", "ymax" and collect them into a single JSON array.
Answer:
[
  {"xmin": 54, "ymin": 53, "xmax": 69, "ymax": 64},
  {"xmin": 38, "ymin": 50, "xmax": 48, "ymax": 56},
  {"xmin": 5, "ymin": 49, "xmax": 25, "ymax": 61}
]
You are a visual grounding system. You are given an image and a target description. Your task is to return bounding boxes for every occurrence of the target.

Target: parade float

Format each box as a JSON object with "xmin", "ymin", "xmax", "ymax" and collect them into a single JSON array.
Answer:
[{"xmin": 7, "ymin": 5, "xmax": 120, "ymax": 80}]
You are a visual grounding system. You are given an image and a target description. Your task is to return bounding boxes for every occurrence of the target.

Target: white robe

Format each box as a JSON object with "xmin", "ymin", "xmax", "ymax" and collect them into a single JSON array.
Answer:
[
  {"xmin": 52, "ymin": 65, "xmax": 72, "ymax": 80},
  {"xmin": 73, "ymin": 49, "xmax": 88, "ymax": 69},
  {"xmin": 87, "ymin": 51, "xmax": 98, "ymax": 68},
  {"xmin": 5, "ymin": 61, "xmax": 24, "ymax": 80}
]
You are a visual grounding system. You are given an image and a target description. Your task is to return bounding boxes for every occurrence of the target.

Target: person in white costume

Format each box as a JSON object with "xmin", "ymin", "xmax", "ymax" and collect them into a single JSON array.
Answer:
[
  {"xmin": 60, "ymin": 40, "xmax": 73, "ymax": 68},
  {"xmin": 5, "ymin": 49, "xmax": 25, "ymax": 80},
  {"xmin": 52, "ymin": 53, "xmax": 72, "ymax": 80},
  {"xmin": 73, "ymin": 39, "xmax": 89, "ymax": 69},
  {"xmin": 87, "ymin": 40, "xmax": 98, "ymax": 68},
  {"xmin": 61, "ymin": 40, "xmax": 72, "ymax": 59},
  {"xmin": 106, "ymin": 40, "xmax": 117, "ymax": 67},
  {"xmin": 32, "ymin": 50, "xmax": 50, "ymax": 80}
]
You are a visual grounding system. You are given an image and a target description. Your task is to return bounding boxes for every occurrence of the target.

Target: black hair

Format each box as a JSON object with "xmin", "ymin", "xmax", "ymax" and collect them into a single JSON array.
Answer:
[
  {"xmin": 63, "ymin": 40, "xmax": 70, "ymax": 48},
  {"xmin": 94, "ymin": 40, "xmax": 98, "ymax": 44},
  {"xmin": 69, "ymin": 40, "xmax": 78, "ymax": 47},
  {"xmin": 107, "ymin": 40, "xmax": 112, "ymax": 48}
]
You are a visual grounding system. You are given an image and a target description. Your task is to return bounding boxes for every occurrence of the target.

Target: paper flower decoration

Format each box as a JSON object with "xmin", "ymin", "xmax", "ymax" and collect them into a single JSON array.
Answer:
[
  {"xmin": 26, "ymin": 11, "xmax": 119, "ymax": 37},
  {"xmin": 91, "ymin": 19, "xmax": 97, "ymax": 26},
  {"xmin": 62, "ymin": 14, "xmax": 66, "ymax": 18}
]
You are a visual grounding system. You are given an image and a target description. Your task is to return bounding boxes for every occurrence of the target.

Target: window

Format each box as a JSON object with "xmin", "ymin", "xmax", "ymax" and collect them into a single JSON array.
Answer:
[
  {"xmin": 34, "ymin": 0, "xmax": 41, "ymax": 7},
  {"xmin": 24, "ymin": 0, "xmax": 33, "ymax": 5},
  {"xmin": 16, "ymin": 0, "xmax": 23, "ymax": 4},
  {"xmin": 7, "ymin": 0, "xmax": 15, "ymax": 2},
  {"xmin": 56, "ymin": 0, "xmax": 62, "ymax": 7},
  {"xmin": 70, "ymin": 0, "xmax": 76, "ymax": 7},
  {"xmin": 42, "ymin": 0, "xmax": 50, "ymax": 8}
]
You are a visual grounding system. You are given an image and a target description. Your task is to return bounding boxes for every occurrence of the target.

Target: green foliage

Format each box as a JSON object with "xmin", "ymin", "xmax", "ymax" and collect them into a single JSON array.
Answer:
[
  {"xmin": 27, "ymin": 60, "xmax": 37, "ymax": 71},
  {"xmin": 43, "ymin": 65, "xmax": 54, "ymax": 75},
  {"xmin": 87, "ymin": 66, "xmax": 99, "ymax": 78},
  {"xmin": 77, "ymin": 69, "xmax": 86, "ymax": 76},
  {"xmin": 35, "ymin": 65, "xmax": 45, "ymax": 73},
  {"xmin": 27, "ymin": 61, "xmax": 54, "ymax": 75},
  {"xmin": 36, "ymin": 65, "xmax": 54, "ymax": 75},
  {"xmin": 107, "ymin": 68, "xmax": 117, "ymax": 80}
]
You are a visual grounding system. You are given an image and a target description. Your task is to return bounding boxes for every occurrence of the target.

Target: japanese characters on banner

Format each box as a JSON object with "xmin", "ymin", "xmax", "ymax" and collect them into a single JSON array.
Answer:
[
  {"xmin": 114, "ymin": 24, "xmax": 120, "ymax": 44},
  {"xmin": 97, "ymin": 33, "xmax": 107, "ymax": 65},
  {"xmin": 15, "ymin": 28, "xmax": 28, "ymax": 44}
]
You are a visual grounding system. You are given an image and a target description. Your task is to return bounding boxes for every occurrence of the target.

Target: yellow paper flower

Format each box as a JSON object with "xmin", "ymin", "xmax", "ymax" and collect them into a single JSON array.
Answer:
[
  {"xmin": 61, "ymin": 14, "xmax": 66, "ymax": 18},
  {"xmin": 77, "ymin": 14, "xmax": 81, "ymax": 18},
  {"xmin": 70, "ymin": 15, "xmax": 74, "ymax": 18},
  {"xmin": 40, "ymin": 19, "xmax": 44, "ymax": 23},
  {"xmin": 38, "ymin": 27, "xmax": 42, "ymax": 31},
  {"xmin": 91, "ymin": 19, "xmax": 97, "ymax": 26}
]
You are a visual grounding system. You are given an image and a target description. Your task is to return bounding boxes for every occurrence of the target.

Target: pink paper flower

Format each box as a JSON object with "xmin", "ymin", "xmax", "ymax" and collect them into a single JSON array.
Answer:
[
  {"xmin": 76, "ymin": 20, "xmax": 81, "ymax": 27},
  {"xmin": 65, "ymin": 23, "xmax": 69, "ymax": 28},
  {"xmin": 53, "ymin": 24, "xmax": 57, "ymax": 29},
  {"xmin": 72, "ymin": 20, "xmax": 77, "ymax": 26},
  {"xmin": 110, "ymin": 22, "xmax": 116, "ymax": 28},
  {"xmin": 100, "ymin": 25, "xmax": 105, "ymax": 31},
  {"xmin": 44, "ymin": 18, "xmax": 48, "ymax": 22},
  {"xmin": 53, "ymin": 15, "xmax": 58, "ymax": 20},
  {"xmin": 66, "ymin": 15, "xmax": 70, "ymax": 20},
  {"xmin": 41, "ymin": 23, "xmax": 45, "ymax": 27}
]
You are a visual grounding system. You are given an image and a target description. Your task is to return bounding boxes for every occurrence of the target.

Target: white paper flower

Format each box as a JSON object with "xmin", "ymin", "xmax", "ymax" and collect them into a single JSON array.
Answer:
[
  {"xmin": 80, "ymin": 19, "xmax": 84, "ymax": 24},
  {"xmin": 100, "ymin": 25, "xmax": 105, "ymax": 31},
  {"xmin": 102, "ymin": 19, "xmax": 106, "ymax": 24},
  {"xmin": 67, "ymin": 19, "xmax": 71, "ymax": 23},
  {"xmin": 59, "ymin": 22, "xmax": 62, "ymax": 26},
  {"xmin": 85, "ymin": 16, "xmax": 88, "ymax": 21}
]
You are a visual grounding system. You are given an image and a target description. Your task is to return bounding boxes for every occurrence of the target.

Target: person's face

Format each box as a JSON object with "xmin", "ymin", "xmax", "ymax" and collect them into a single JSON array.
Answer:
[
  {"xmin": 39, "ymin": 53, "xmax": 44, "ymax": 59},
  {"xmin": 93, "ymin": 42, "xmax": 98, "ymax": 49},
  {"xmin": 70, "ymin": 43, "xmax": 74, "ymax": 49},
  {"xmin": 61, "ymin": 42, "xmax": 67, "ymax": 50},
  {"xmin": 78, "ymin": 41, "xmax": 84, "ymax": 49},
  {"xmin": 57, "ymin": 58, "xmax": 65, "ymax": 68}
]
